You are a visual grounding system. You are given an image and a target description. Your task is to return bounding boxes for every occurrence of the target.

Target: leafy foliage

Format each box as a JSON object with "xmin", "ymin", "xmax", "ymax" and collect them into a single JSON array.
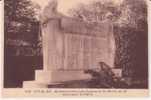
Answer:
[
  {"xmin": 5, "ymin": 0, "xmax": 40, "ymax": 45},
  {"xmin": 4, "ymin": 0, "xmax": 42, "ymax": 88},
  {"xmin": 5, "ymin": 0, "xmax": 41, "ymax": 56},
  {"xmin": 69, "ymin": 1, "xmax": 120, "ymax": 23},
  {"xmin": 114, "ymin": 0, "xmax": 148, "ymax": 79}
]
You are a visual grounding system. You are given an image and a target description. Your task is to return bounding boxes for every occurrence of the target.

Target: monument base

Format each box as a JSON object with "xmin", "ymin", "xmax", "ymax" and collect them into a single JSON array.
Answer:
[{"xmin": 23, "ymin": 70, "xmax": 92, "ymax": 88}]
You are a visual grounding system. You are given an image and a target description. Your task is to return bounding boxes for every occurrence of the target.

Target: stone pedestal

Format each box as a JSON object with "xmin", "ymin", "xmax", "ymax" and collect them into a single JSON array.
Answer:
[{"xmin": 23, "ymin": 70, "xmax": 92, "ymax": 88}]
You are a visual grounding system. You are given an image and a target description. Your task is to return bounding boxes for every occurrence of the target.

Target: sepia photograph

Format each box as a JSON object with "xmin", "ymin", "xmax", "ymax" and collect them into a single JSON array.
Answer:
[{"xmin": 1, "ymin": 0, "xmax": 149, "ymax": 97}]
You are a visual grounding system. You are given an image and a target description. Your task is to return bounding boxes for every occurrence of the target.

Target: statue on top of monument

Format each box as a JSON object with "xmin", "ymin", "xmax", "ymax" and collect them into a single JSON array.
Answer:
[
  {"xmin": 40, "ymin": 0, "xmax": 63, "ymax": 25},
  {"xmin": 46, "ymin": 0, "xmax": 58, "ymax": 13}
]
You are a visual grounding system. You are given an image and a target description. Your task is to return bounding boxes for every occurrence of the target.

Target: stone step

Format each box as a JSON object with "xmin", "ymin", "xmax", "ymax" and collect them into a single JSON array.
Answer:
[
  {"xmin": 35, "ymin": 70, "xmax": 92, "ymax": 83},
  {"xmin": 23, "ymin": 81, "xmax": 48, "ymax": 88}
]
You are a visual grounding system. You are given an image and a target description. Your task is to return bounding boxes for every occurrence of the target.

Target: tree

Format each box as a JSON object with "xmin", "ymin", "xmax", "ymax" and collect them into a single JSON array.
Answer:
[
  {"xmin": 4, "ymin": 0, "xmax": 41, "ymax": 56},
  {"xmin": 5, "ymin": 0, "xmax": 40, "ymax": 46},
  {"xmin": 4, "ymin": 0, "xmax": 42, "ymax": 88},
  {"xmin": 68, "ymin": 0, "xmax": 120, "ymax": 23},
  {"xmin": 115, "ymin": 0, "xmax": 148, "ymax": 81}
]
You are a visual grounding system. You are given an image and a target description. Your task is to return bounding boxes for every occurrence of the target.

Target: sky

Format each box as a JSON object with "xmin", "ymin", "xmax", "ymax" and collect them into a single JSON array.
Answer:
[{"xmin": 31, "ymin": 0, "xmax": 123, "ymax": 15}]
